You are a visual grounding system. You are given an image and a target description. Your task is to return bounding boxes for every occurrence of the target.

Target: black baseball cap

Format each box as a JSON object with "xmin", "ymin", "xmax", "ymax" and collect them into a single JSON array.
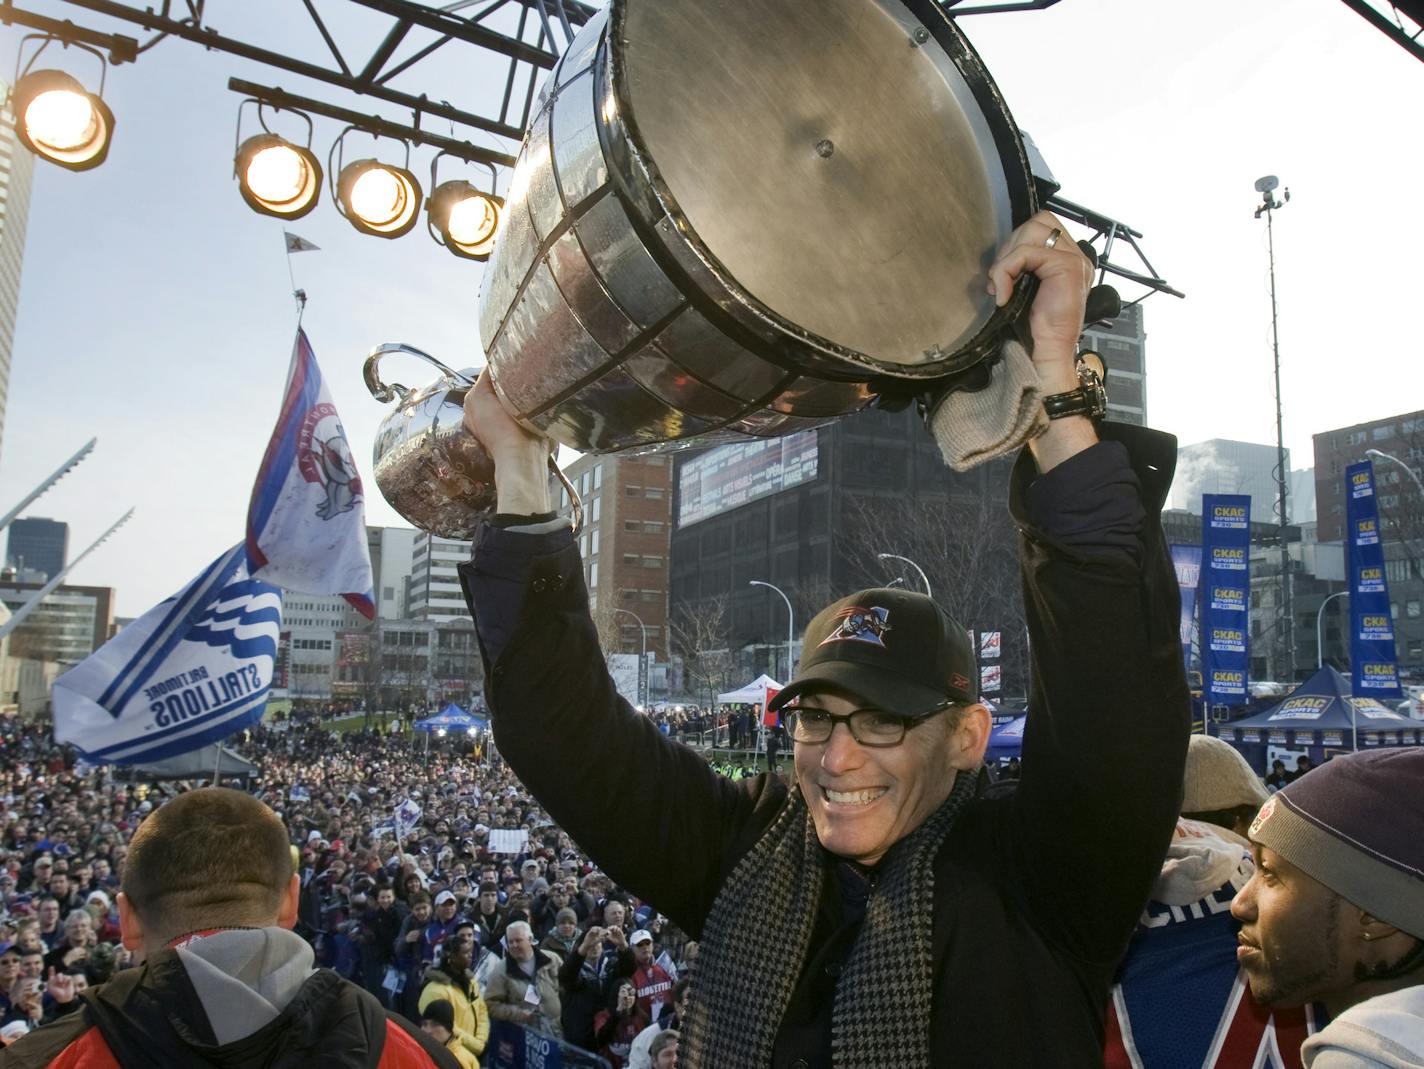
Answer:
[{"xmin": 768, "ymin": 587, "xmax": 977, "ymax": 718}]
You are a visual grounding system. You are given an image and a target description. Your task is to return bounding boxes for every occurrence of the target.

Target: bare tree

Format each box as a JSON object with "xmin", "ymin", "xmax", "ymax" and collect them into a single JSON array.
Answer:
[
  {"xmin": 834, "ymin": 489, "xmax": 1029, "ymax": 701},
  {"xmin": 669, "ymin": 593, "xmax": 736, "ymax": 709}
]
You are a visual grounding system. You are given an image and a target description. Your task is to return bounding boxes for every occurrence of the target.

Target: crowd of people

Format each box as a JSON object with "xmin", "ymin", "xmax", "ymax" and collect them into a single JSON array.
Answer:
[{"xmin": 0, "ymin": 716, "xmax": 692, "ymax": 1067}]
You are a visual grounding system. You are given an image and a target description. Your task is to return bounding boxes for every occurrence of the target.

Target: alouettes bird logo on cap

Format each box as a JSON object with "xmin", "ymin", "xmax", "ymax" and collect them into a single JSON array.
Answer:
[{"xmin": 819, "ymin": 606, "xmax": 892, "ymax": 648}]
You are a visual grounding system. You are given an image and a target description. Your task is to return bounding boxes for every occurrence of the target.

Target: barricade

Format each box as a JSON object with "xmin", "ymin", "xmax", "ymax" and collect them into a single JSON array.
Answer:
[{"xmin": 482, "ymin": 1020, "xmax": 610, "ymax": 1069}]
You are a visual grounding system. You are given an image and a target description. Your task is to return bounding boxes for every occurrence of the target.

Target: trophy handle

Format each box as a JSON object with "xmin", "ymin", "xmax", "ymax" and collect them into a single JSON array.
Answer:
[
  {"xmin": 550, "ymin": 460, "xmax": 584, "ymax": 537},
  {"xmin": 363, "ymin": 342, "xmax": 477, "ymax": 404}
]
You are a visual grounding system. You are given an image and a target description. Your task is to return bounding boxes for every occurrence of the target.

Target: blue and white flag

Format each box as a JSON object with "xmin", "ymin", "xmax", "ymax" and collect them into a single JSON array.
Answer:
[
  {"xmin": 394, "ymin": 798, "xmax": 423, "ymax": 840},
  {"xmin": 247, "ymin": 329, "xmax": 375, "ymax": 619},
  {"xmin": 52, "ymin": 544, "xmax": 282, "ymax": 764}
]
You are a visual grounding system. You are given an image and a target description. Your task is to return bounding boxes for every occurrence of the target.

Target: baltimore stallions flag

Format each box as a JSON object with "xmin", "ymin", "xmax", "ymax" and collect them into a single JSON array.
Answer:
[
  {"xmin": 247, "ymin": 329, "xmax": 375, "ymax": 618},
  {"xmin": 52, "ymin": 544, "xmax": 282, "ymax": 764}
]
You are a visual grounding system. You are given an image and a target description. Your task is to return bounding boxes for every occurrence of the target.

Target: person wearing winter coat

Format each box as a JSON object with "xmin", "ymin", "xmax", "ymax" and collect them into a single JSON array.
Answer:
[
  {"xmin": 417, "ymin": 941, "xmax": 491, "ymax": 1060},
  {"xmin": 482, "ymin": 922, "xmax": 563, "ymax": 1038}
]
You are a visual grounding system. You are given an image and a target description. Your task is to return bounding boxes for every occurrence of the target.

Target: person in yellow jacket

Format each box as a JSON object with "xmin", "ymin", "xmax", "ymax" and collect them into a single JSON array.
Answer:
[
  {"xmin": 418, "ymin": 936, "xmax": 490, "ymax": 1059},
  {"xmin": 419, "ymin": 998, "xmax": 480, "ymax": 1069}
]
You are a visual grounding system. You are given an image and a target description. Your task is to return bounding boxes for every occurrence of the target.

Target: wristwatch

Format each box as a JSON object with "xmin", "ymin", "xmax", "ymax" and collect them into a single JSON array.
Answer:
[{"xmin": 1041, "ymin": 354, "xmax": 1108, "ymax": 421}]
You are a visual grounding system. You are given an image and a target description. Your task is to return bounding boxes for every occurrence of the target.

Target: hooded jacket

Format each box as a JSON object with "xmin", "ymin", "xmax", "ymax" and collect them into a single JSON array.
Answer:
[
  {"xmin": 0, "ymin": 928, "xmax": 459, "ymax": 1069},
  {"xmin": 416, "ymin": 967, "xmax": 490, "ymax": 1058},
  {"xmin": 1302, "ymin": 987, "xmax": 1424, "ymax": 1069}
]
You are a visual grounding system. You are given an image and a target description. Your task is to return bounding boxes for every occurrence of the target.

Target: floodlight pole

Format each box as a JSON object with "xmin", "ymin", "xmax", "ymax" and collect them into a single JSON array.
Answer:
[
  {"xmin": 1255, "ymin": 177, "xmax": 1294, "ymax": 684},
  {"xmin": 0, "ymin": 439, "xmax": 96, "ymax": 536}
]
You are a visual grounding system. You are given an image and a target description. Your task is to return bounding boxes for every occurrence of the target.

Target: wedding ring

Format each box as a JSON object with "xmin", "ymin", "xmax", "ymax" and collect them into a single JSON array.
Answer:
[{"xmin": 1044, "ymin": 227, "xmax": 1062, "ymax": 249}]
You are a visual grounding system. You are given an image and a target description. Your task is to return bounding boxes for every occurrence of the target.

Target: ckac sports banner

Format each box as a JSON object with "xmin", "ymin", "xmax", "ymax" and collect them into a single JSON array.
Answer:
[
  {"xmin": 1345, "ymin": 462, "xmax": 1402, "ymax": 698},
  {"xmin": 52, "ymin": 544, "xmax": 282, "ymax": 764},
  {"xmin": 1200, "ymin": 495, "xmax": 1251, "ymax": 705}
]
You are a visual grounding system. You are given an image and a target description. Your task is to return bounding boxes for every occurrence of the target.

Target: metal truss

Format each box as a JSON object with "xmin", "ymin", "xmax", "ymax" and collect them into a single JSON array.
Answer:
[
  {"xmin": 1049, "ymin": 194, "xmax": 1186, "ymax": 303},
  {"xmin": 939, "ymin": 0, "xmax": 1062, "ymax": 14},
  {"xmin": 1339, "ymin": 0, "xmax": 1424, "ymax": 63},
  {"xmin": 1, "ymin": 0, "xmax": 597, "ymax": 163},
  {"xmin": 1, "ymin": 0, "xmax": 1183, "ymax": 300}
]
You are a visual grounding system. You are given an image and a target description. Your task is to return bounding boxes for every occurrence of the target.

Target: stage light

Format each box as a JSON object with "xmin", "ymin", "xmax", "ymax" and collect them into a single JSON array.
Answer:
[
  {"xmin": 336, "ymin": 159, "xmax": 423, "ymax": 238},
  {"xmin": 427, "ymin": 181, "xmax": 502, "ymax": 261},
  {"xmin": 235, "ymin": 133, "xmax": 322, "ymax": 220},
  {"xmin": 11, "ymin": 69, "xmax": 114, "ymax": 171}
]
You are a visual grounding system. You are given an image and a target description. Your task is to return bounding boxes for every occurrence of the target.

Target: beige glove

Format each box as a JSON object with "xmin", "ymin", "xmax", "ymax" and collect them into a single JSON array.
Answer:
[{"xmin": 927, "ymin": 338, "xmax": 1049, "ymax": 471}]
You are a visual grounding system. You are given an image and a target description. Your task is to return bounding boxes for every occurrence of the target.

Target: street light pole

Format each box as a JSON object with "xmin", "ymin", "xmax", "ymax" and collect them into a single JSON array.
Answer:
[
  {"xmin": 1366, "ymin": 449, "xmax": 1424, "ymax": 497},
  {"xmin": 1316, "ymin": 591, "xmax": 1348, "ymax": 669},
  {"xmin": 1255, "ymin": 175, "xmax": 1294, "ymax": 682},
  {"xmin": 876, "ymin": 553, "xmax": 931, "ymax": 597},
  {"xmin": 614, "ymin": 607, "xmax": 649, "ymax": 708},
  {"xmin": 749, "ymin": 580, "xmax": 795, "ymax": 681}
]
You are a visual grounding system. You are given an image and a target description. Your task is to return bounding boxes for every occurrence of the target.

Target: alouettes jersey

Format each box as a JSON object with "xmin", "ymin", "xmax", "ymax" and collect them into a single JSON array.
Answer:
[{"xmin": 1105, "ymin": 833, "xmax": 1320, "ymax": 1069}]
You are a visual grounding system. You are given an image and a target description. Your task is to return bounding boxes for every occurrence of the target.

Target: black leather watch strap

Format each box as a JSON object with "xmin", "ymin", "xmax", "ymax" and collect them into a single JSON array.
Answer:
[{"xmin": 1042, "ymin": 364, "xmax": 1107, "ymax": 421}]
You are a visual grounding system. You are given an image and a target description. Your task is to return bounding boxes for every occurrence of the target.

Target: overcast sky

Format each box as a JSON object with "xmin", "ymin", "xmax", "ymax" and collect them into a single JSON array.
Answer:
[{"xmin": 1, "ymin": 0, "xmax": 1419, "ymax": 617}]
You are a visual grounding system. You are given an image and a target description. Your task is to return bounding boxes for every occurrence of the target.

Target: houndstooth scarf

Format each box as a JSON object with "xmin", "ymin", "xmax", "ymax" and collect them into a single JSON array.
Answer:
[{"xmin": 679, "ymin": 771, "xmax": 977, "ymax": 1068}]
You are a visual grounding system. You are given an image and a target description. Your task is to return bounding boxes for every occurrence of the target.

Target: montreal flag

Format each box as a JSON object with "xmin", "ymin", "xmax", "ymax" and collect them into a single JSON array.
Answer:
[
  {"xmin": 247, "ymin": 329, "xmax": 376, "ymax": 618},
  {"xmin": 52, "ymin": 544, "xmax": 282, "ymax": 764}
]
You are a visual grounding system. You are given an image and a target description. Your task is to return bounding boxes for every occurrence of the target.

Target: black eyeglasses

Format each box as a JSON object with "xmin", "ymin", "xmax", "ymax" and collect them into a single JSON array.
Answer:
[{"xmin": 784, "ymin": 707, "xmax": 943, "ymax": 748}]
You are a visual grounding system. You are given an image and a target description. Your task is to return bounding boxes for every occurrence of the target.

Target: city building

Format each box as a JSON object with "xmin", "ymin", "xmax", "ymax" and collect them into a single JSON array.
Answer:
[
  {"xmin": 552, "ymin": 451, "xmax": 673, "ymax": 662},
  {"xmin": 372, "ymin": 525, "xmax": 416, "ymax": 620},
  {"xmin": 0, "ymin": 81, "xmax": 35, "ymax": 461},
  {"xmin": 272, "ymin": 525, "xmax": 481, "ymax": 705},
  {"xmin": 1313, "ymin": 410, "xmax": 1424, "ymax": 542},
  {"xmin": 668, "ymin": 406, "xmax": 1025, "ymax": 703},
  {"xmin": 4, "ymin": 517, "xmax": 67, "ymax": 579},
  {"xmin": 0, "ymin": 581, "xmax": 115, "ymax": 666},
  {"xmin": 1170, "ymin": 439, "xmax": 1295, "ymax": 522},
  {"xmin": 407, "ymin": 533, "xmax": 471, "ymax": 622},
  {"xmin": 1081, "ymin": 301, "xmax": 1147, "ymax": 426}
]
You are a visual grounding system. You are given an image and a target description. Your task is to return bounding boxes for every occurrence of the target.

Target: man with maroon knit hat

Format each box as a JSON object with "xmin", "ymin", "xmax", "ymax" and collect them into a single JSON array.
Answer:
[{"xmin": 1232, "ymin": 749, "xmax": 1424, "ymax": 1067}]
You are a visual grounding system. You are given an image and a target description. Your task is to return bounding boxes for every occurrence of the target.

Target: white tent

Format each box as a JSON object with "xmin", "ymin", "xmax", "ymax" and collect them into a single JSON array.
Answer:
[{"xmin": 717, "ymin": 674, "xmax": 783, "ymax": 705}]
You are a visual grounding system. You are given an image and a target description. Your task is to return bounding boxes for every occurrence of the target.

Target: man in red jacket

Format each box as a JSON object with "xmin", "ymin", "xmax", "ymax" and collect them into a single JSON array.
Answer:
[{"xmin": 0, "ymin": 789, "xmax": 458, "ymax": 1069}]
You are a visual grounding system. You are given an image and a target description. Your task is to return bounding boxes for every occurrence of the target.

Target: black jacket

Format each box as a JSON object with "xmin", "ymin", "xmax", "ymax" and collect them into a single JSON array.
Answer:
[{"xmin": 461, "ymin": 426, "xmax": 1191, "ymax": 1069}]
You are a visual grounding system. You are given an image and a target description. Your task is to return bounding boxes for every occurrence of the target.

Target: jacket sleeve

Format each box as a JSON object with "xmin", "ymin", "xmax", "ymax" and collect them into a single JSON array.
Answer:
[
  {"xmin": 467, "ymin": 980, "xmax": 490, "ymax": 1055},
  {"xmin": 481, "ymin": 964, "xmax": 523, "ymax": 1023},
  {"xmin": 460, "ymin": 528, "xmax": 787, "ymax": 938},
  {"xmin": 999, "ymin": 425, "xmax": 1191, "ymax": 965}
]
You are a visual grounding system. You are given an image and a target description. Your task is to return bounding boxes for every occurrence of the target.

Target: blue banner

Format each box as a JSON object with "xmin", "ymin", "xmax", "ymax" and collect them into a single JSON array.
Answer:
[
  {"xmin": 1345, "ymin": 462, "xmax": 1403, "ymax": 699},
  {"xmin": 485, "ymin": 1021, "xmax": 610, "ymax": 1069},
  {"xmin": 1170, "ymin": 544, "xmax": 1202, "ymax": 676},
  {"xmin": 1200, "ymin": 495, "xmax": 1251, "ymax": 705}
]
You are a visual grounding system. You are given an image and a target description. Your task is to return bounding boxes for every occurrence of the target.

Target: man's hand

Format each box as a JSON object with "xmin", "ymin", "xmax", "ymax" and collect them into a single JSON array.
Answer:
[
  {"xmin": 580, "ymin": 926, "xmax": 604, "ymax": 959},
  {"xmin": 45, "ymin": 967, "xmax": 77, "ymax": 1005},
  {"xmin": 462, "ymin": 372, "xmax": 554, "ymax": 515},
  {"xmin": 987, "ymin": 210, "xmax": 1098, "ymax": 472},
  {"xmin": 606, "ymin": 924, "xmax": 627, "ymax": 950}
]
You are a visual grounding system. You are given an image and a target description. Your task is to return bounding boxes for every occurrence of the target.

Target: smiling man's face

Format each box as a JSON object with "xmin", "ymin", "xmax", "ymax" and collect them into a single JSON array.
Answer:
[
  {"xmin": 1231, "ymin": 844, "xmax": 1351, "ymax": 1007},
  {"xmin": 792, "ymin": 689, "xmax": 964, "ymax": 866}
]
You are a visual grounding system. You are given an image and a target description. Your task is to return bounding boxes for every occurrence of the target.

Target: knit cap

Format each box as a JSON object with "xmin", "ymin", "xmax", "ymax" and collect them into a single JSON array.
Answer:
[
  {"xmin": 1182, "ymin": 735, "xmax": 1270, "ymax": 814},
  {"xmin": 421, "ymin": 998, "xmax": 455, "ymax": 1033},
  {"xmin": 1249, "ymin": 750, "xmax": 1424, "ymax": 940}
]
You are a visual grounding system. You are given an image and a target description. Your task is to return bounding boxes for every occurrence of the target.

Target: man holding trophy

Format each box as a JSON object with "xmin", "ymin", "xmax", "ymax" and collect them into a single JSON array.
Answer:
[{"xmin": 456, "ymin": 210, "xmax": 1191, "ymax": 1067}]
